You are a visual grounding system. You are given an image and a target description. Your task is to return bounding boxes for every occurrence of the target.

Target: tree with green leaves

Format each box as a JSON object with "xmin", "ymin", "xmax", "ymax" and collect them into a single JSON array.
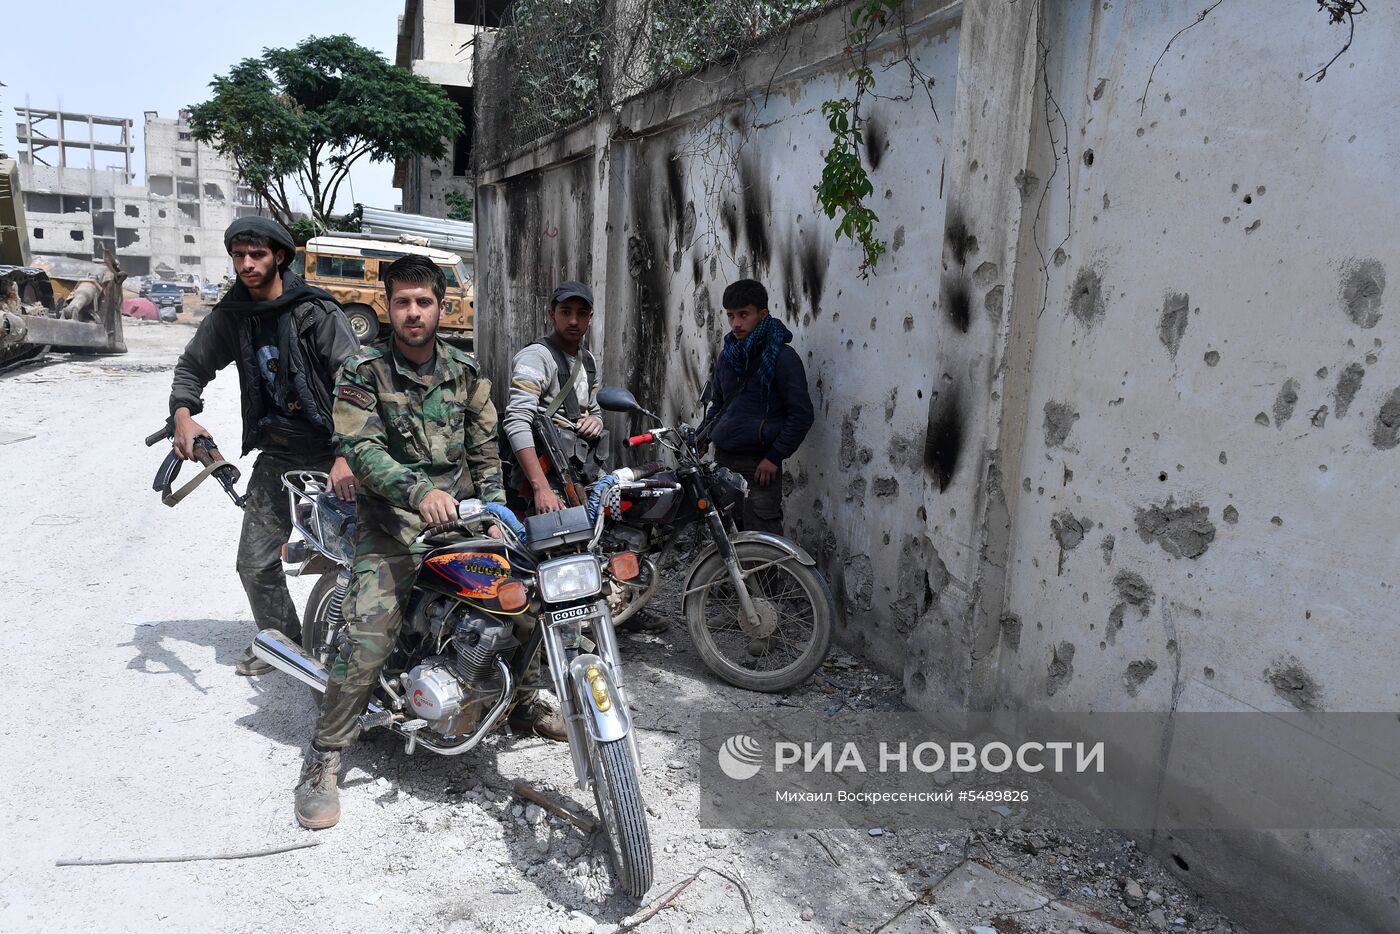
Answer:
[{"xmin": 188, "ymin": 35, "xmax": 464, "ymax": 229}]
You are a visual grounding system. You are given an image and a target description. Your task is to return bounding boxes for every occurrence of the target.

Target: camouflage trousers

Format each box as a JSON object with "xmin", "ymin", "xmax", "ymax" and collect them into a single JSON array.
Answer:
[
  {"xmin": 236, "ymin": 451, "xmax": 332, "ymax": 640},
  {"xmin": 313, "ymin": 531, "xmax": 550, "ymax": 750}
]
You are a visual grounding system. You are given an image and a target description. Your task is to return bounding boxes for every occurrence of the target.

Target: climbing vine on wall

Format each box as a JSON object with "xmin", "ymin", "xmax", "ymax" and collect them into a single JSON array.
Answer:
[{"xmin": 814, "ymin": 0, "xmax": 937, "ymax": 278}]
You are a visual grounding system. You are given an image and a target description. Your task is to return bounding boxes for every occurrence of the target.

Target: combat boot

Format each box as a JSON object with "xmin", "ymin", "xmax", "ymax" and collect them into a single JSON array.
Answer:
[
  {"xmin": 294, "ymin": 746, "xmax": 342, "ymax": 829},
  {"xmin": 509, "ymin": 696, "xmax": 567, "ymax": 742}
]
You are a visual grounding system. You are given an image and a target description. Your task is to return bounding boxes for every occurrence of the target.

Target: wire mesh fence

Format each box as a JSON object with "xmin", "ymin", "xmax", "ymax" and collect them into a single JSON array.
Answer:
[{"xmin": 474, "ymin": 0, "xmax": 835, "ymax": 166}]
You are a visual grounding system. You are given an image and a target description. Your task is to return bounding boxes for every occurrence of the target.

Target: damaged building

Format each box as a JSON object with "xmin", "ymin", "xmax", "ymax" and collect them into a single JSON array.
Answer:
[
  {"xmin": 14, "ymin": 107, "xmax": 259, "ymax": 279},
  {"xmin": 393, "ymin": 0, "xmax": 510, "ymax": 216}
]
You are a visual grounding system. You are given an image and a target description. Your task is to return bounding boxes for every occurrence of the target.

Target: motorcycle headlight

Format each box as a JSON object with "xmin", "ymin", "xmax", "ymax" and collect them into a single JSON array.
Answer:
[{"xmin": 537, "ymin": 554, "xmax": 602, "ymax": 603}]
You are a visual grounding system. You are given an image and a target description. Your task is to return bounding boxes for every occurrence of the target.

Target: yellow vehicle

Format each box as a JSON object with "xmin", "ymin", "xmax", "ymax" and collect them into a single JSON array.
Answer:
[{"xmin": 293, "ymin": 235, "xmax": 475, "ymax": 346}]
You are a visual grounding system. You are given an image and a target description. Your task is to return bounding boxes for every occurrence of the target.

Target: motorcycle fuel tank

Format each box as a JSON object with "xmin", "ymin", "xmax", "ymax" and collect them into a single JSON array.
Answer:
[{"xmin": 419, "ymin": 540, "xmax": 536, "ymax": 612}]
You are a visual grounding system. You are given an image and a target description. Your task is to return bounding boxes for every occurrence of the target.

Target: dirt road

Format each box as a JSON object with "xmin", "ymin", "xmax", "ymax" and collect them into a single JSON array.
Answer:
[{"xmin": 0, "ymin": 324, "xmax": 1246, "ymax": 934}]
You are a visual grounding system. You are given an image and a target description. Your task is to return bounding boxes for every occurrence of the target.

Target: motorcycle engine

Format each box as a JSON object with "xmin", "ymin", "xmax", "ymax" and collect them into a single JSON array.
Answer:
[{"xmin": 402, "ymin": 613, "xmax": 519, "ymax": 737}]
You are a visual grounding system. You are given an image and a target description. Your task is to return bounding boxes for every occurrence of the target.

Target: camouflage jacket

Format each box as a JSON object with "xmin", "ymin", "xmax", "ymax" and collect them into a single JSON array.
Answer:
[{"xmin": 332, "ymin": 340, "xmax": 506, "ymax": 550}]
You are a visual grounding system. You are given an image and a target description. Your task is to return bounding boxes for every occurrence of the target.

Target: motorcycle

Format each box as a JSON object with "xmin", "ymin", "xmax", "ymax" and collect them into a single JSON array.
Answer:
[
  {"xmin": 591, "ymin": 387, "xmax": 835, "ymax": 693},
  {"xmin": 257, "ymin": 468, "xmax": 655, "ymax": 897}
]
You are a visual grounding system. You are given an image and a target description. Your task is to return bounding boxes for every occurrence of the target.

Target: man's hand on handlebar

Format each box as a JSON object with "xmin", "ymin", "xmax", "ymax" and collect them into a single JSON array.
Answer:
[
  {"xmin": 418, "ymin": 489, "xmax": 458, "ymax": 525},
  {"xmin": 172, "ymin": 408, "xmax": 210, "ymax": 461}
]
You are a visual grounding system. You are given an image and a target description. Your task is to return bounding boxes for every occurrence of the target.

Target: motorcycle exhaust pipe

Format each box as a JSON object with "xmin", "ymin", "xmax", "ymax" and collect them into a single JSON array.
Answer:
[{"xmin": 252, "ymin": 628, "xmax": 333, "ymax": 693}]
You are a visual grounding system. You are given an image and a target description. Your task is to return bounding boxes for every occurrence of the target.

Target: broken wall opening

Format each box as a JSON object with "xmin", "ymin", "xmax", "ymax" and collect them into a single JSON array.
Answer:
[
  {"xmin": 149, "ymin": 175, "xmax": 173, "ymax": 197},
  {"xmin": 446, "ymin": 85, "xmax": 475, "ymax": 177},
  {"xmin": 178, "ymin": 204, "xmax": 201, "ymax": 224},
  {"xmin": 202, "ymin": 183, "xmax": 225, "ymax": 200},
  {"xmin": 25, "ymin": 192, "xmax": 60, "ymax": 213},
  {"xmin": 176, "ymin": 181, "xmax": 198, "ymax": 200},
  {"xmin": 116, "ymin": 229, "xmax": 142, "ymax": 248}
]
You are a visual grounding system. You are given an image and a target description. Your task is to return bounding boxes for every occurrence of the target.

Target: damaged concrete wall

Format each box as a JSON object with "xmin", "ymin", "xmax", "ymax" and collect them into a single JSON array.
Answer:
[
  {"xmin": 477, "ymin": 143, "xmax": 596, "ymax": 410},
  {"xmin": 477, "ymin": 1, "xmax": 1399, "ymax": 930},
  {"xmin": 990, "ymin": 2, "xmax": 1400, "ymax": 932},
  {"xmin": 479, "ymin": 0, "xmax": 968, "ymax": 685}
]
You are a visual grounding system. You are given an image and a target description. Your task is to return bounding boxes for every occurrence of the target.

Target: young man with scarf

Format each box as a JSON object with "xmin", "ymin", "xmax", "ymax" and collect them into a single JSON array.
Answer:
[
  {"xmin": 700, "ymin": 278, "xmax": 814, "ymax": 535},
  {"xmin": 167, "ymin": 217, "xmax": 359, "ymax": 676}
]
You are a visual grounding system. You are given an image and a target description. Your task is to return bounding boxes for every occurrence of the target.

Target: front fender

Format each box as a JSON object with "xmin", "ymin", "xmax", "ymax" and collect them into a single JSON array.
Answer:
[
  {"xmin": 682, "ymin": 531, "xmax": 816, "ymax": 595},
  {"xmin": 567, "ymin": 654, "xmax": 632, "ymax": 743}
]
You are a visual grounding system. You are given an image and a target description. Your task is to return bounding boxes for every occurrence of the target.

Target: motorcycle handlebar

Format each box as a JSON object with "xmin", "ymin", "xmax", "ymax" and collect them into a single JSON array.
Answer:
[
  {"xmin": 625, "ymin": 432, "xmax": 655, "ymax": 447},
  {"xmin": 628, "ymin": 461, "xmax": 667, "ymax": 481}
]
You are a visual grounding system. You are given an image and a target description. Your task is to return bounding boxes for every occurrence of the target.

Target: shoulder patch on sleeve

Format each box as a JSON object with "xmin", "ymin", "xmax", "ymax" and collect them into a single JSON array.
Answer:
[{"xmin": 336, "ymin": 383, "xmax": 375, "ymax": 410}]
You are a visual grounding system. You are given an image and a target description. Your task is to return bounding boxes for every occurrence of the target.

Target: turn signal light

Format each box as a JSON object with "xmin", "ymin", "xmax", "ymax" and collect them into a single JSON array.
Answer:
[
  {"xmin": 498, "ymin": 580, "xmax": 528, "ymax": 611},
  {"xmin": 696, "ymin": 498, "xmax": 709, "ymax": 511},
  {"xmin": 610, "ymin": 551, "xmax": 641, "ymax": 582}
]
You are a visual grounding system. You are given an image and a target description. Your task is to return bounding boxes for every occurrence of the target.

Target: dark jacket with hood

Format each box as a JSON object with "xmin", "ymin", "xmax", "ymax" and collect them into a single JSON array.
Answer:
[
  {"xmin": 169, "ymin": 273, "xmax": 358, "ymax": 456},
  {"xmin": 703, "ymin": 341, "xmax": 814, "ymax": 465}
]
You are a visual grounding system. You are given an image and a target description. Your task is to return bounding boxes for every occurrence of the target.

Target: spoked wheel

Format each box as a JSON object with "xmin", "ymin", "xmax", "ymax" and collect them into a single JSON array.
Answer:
[
  {"xmin": 301, "ymin": 571, "xmax": 348, "ymax": 665},
  {"xmin": 587, "ymin": 735, "xmax": 653, "ymax": 898},
  {"xmin": 684, "ymin": 540, "xmax": 834, "ymax": 692}
]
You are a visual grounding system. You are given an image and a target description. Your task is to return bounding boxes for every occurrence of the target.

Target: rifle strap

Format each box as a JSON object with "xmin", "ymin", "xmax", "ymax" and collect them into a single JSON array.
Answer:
[
  {"xmin": 161, "ymin": 459, "xmax": 233, "ymax": 508},
  {"xmin": 535, "ymin": 337, "xmax": 592, "ymax": 423}
]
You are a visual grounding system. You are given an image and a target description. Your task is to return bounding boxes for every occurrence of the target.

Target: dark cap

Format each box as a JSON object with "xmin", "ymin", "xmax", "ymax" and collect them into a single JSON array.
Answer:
[
  {"xmin": 223, "ymin": 217, "xmax": 297, "ymax": 271},
  {"xmin": 551, "ymin": 280, "xmax": 593, "ymax": 307}
]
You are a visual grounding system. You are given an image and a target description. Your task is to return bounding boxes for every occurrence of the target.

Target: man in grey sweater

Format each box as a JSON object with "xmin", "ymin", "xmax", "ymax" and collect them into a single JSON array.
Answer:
[{"xmin": 502, "ymin": 281, "xmax": 603, "ymax": 513}]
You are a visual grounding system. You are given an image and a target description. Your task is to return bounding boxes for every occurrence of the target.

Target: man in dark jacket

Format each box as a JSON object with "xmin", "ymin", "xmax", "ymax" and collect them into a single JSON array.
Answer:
[
  {"xmin": 701, "ymin": 279, "xmax": 814, "ymax": 534},
  {"xmin": 167, "ymin": 217, "xmax": 358, "ymax": 675}
]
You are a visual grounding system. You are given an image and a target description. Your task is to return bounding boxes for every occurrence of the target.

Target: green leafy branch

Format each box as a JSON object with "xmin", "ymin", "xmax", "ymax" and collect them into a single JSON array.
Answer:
[{"xmin": 814, "ymin": 0, "xmax": 900, "ymax": 277}]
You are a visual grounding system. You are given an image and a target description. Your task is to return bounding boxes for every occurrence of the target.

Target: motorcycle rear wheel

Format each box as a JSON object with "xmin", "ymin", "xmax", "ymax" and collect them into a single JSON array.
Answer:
[
  {"xmin": 684, "ymin": 540, "xmax": 834, "ymax": 692},
  {"xmin": 588, "ymin": 735, "xmax": 653, "ymax": 898},
  {"xmin": 301, "ymin": 572, "xmax": 343, "ymax": 665}
]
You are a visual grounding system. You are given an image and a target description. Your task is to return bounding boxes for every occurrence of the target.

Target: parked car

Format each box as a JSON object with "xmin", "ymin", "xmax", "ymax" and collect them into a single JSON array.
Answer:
[
  {"xmin": 200, "ymin": 281, "xmax": 223, "ymax": 303},
  {"xmin": 148, "ymin": 281, "xmax": 183, "ymax": 316},
  {"xmin": 136, "ymin": 276, "xmax": 154, "ymax": 298}
]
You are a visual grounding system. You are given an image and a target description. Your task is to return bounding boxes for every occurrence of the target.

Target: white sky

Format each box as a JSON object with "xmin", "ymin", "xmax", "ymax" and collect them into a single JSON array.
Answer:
[{"xmin": 0, "ymin": 0, "xmax": 405, "ymax": 212}]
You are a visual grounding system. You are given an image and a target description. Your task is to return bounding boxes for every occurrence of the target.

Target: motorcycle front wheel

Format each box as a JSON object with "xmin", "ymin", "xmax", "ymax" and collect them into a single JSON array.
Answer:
[
  {"xmin": 587, "ymin": 735, "xmax": 653, "ymax": 898},
  {"xmin": 684, "ymin": 540, "xmax": 834, "ymax": 692}
]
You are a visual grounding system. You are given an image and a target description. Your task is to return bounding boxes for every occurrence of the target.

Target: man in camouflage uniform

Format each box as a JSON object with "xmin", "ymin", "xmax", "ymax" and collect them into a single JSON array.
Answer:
[{"xmin": 295, "ymin": 254, "xmax": 564, "ymax": 831}]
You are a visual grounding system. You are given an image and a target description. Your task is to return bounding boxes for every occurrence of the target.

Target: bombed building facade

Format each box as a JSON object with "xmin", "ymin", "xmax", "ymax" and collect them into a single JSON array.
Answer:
[
  {"xmin": 470, "ymin": 1, "xmax": 1400, "ymax": 932},
  {"xmin": 14, "ymin": 107, "xmax": 258, "ymax": 279},
  {"xmin": 393, "ymin": 0, "xmax": 489, "ymax": 217}
]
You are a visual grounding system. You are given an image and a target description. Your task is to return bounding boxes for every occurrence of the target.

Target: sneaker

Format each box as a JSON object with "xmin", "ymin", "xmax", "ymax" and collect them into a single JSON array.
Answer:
[
  {"xmin": 508, "ymin": 697, "xmax": 567, "ymax": 742},
  {"xmin": 294, "ymin": 746, "xmax": 342, "ymax": 830},
  {"xmin": 235, "ymin": 647, "xmax": 273, "ymax": 677}
]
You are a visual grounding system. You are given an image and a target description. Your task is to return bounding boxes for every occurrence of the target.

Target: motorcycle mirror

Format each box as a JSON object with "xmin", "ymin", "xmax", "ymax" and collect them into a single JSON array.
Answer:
[{"xmin": 597, "ymin": 386, "xmax": 643, "ymax": 414}]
